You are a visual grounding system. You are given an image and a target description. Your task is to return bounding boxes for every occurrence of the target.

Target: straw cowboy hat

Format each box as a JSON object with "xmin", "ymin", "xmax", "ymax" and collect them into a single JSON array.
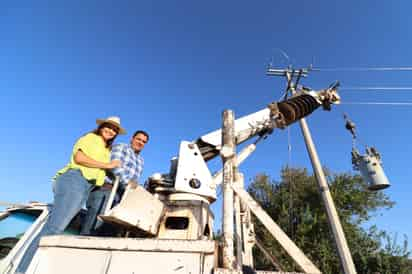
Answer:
[{"xmin": 96, "ymin": 116, "xmax": 126, "ymax": 135}]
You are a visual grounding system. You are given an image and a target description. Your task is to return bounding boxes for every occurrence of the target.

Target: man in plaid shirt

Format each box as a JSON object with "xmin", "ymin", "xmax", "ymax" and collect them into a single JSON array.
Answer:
[
  {"xmin": 81, "ymin": 130, "xmax": 149, "ymax": 235},
  {"xmin": 111, "ymin": 130, "xmax": 147, "ymax": 189}
]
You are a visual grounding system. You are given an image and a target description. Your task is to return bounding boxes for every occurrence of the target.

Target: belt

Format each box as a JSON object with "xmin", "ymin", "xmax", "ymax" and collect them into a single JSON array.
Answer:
[{"xmin": 91, "ymin": 182, "xmax": 113, "ymax": 192}]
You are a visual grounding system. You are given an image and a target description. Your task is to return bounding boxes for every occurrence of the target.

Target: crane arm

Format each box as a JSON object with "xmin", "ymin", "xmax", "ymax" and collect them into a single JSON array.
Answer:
[{"xmin": 196, "ymin": 84, "xmax": 340, "ymax": 161}]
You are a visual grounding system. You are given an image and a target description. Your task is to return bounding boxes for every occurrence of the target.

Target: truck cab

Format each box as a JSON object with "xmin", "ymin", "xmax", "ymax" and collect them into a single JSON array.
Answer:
[
  {"xmin": 0, "ymin": 203, "xmax": 84, "ymax": 274},
  {"xmin": 0, "ymin": 198, "xmax": 217, "ymax": 274}
]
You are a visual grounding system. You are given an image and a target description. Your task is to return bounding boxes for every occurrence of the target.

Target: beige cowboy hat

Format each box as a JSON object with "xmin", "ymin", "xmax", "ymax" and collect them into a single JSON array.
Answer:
[{"xmin": 96, "ymin": 116, "xmax": 126, "ymax": 135}]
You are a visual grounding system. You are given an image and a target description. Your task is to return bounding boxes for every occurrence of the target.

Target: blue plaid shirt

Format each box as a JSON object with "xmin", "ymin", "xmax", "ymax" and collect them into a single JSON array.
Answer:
[{"xmin": 110, "ymin": 143, "xmax": 144, "ymax": 185}]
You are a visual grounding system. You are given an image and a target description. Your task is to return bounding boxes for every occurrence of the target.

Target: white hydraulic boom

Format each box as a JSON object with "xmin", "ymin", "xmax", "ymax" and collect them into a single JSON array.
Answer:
[{"xmin": 147, "ymin": 85, "xmax": 341, "ymax": 201}]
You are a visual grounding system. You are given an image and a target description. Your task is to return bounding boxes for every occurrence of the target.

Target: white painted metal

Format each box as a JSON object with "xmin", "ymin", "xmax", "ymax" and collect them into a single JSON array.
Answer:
[
  {"xmin": 0, "ymin": 205, "xmax": 49, "ymax": 274},
  {"xmin": 198, "ymin": 88, "xmax": 340, "ymax": 152},
  {"xmin": 157, "ymin": 199, "xmax": 214, "ymax": 240},
  {"xmin": 354, "ymin": 148, "xmax": 390, "ymax": 190},
  {"xmin": 174, "ymin": 141, "xmax": 216, "ymax": 200},
  {"xmin": 234, "ymin": 172, "xmax": 243, "ymax": 270},
  {"xmin": 235, "ymin": 173, "xmax": 254, "ymax": 269},
  {"xmin": 233, "ymin": 171, "xmax": 252, "ymax": 271},
  {"xmin": 99, "ymin": 185, "xmax": 164, "ymax": 235},
  {"xmin": 103, "ymin": 176, "xmax": 120, "ymax": 215},
  {"xmin": 241, "ymin": 208, "xmax": 254, "ymax": 268},
  {"xmin": 212, "ymin": 143, "xmax": 257, "ymax": 187},
  {"xmin": 166, "ymin": 193, "xmax": 211, "ymax": 203},
  {"xmin": 200, "ymin": 108, "xmax": 273, "ymax": 148},
  {"xmin": 232, "ymin": 184, "xmax": 321, "ymax": 274},
  {"xmin": 27, "ymin": 236, "xmax": 216, "ymax": 274},
  {"xmin": 0, "ymin": 211, "xmax": 10, "ymax": 220},
  {"xmin": 37, "ymin": 236, "xmax": 216, "ymax": 252}
]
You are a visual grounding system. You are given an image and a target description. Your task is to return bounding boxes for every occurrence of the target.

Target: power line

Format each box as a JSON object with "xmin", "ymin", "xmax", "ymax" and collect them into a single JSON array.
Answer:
[
  {"xmin": 341, "ymin": 87, "xmax": 412, "ymax": 91},
  {"xmin": 342, "ymin": 102, "xmax": 412, "ymax": 106},
  {"xmin": 313, "ymin": 66, "xmax": 412, "ymax": 72}
]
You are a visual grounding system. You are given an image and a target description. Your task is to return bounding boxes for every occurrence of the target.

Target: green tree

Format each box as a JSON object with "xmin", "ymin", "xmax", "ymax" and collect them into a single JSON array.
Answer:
[{"xmin": 248, "ymin": 167, "xmax": 411, "ymax": 273}]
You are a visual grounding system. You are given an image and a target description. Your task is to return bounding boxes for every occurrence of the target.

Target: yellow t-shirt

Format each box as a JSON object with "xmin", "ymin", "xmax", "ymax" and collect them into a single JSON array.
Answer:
[{"xmin": 55, "ymin": 133, "xmax": 110, "ymax": 186}]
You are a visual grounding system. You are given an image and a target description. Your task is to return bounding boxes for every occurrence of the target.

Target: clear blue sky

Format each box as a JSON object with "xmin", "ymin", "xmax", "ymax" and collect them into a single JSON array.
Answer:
[{"xmin": 1, "ymin": 1, "xmax": 411, "ymax": 249}]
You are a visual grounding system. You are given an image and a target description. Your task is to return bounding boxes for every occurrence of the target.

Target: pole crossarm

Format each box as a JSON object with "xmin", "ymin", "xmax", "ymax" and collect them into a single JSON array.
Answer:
[{"xmin": 232, "ymin": 184, "xmax": 321, "ymax": 274}]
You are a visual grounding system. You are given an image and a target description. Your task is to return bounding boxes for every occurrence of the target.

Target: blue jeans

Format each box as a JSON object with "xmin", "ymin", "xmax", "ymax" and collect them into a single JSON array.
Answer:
[
  {"xmin": 16, "ymin": 169, "xmax": 94, "ymax": 273},
  {"xmin": 80, "ymin": 184, "xmax": 125, "ymax": 235},
  {"xmin": 80, "ymin": 187, "xmax": 111, "ymax": 235}
]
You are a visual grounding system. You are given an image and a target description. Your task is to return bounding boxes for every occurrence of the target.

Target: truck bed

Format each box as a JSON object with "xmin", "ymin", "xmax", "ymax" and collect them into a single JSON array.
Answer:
[{"xmin": 27, "ymin": 235, "xmax": 216, "ymax": 274}]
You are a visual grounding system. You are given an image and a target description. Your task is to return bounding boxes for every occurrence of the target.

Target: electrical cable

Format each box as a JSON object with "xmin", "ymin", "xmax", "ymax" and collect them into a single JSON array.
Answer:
[
  {"xmin": 287, "ymin": 127, "xmax": 292, "ymax": 166},
  {"xmin": 286, "ymin": 126, "xmax": 295, "ymax": 239},
  {"xmin": 341, "ymin": 87, "xmax": 412, "ymax": 91},
  {"xmin": 313, "ymin": 66, "xmax": 412, "ymax": 72},
  {"xmin": 342, "ymin": 102, "xmax": 412, "ymax": 106}
]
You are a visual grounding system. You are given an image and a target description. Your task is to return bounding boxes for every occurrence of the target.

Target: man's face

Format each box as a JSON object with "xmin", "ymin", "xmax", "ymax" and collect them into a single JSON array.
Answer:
[{"xmin": 131, "ymin": 133, "xmax": 148, "ymax": 153}]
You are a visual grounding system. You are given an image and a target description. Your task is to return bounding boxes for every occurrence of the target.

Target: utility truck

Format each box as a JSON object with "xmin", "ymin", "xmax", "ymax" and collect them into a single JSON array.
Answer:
[{"xmin": 1, "ymin": 81, "xmax": 342, "ymax": 274}]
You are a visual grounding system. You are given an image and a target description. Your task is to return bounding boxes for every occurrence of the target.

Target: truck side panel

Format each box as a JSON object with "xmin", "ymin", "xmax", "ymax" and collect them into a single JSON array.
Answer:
[{"xmin": 27, "ymin": 236, "xmax": 216, "ymax": 274}]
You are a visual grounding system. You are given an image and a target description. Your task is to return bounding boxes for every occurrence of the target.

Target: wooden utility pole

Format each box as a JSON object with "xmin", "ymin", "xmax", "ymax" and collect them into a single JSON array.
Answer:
[
  {"xmin": 221, "ymin": 109, "xmax": 236, "ymax": 269},
  {"xmin": 298, "ymin": 117, "xmax": 357, "ymax": 274},
  {"xmin": 285, "ymin": 71, "xmax": 357, "ymax": 274}
]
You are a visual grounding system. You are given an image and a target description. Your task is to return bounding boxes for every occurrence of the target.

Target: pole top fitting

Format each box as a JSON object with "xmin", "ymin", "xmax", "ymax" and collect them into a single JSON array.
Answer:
[{"xmin": 220, "ymin": 145, "xmax": 235, "ymax": 159}]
